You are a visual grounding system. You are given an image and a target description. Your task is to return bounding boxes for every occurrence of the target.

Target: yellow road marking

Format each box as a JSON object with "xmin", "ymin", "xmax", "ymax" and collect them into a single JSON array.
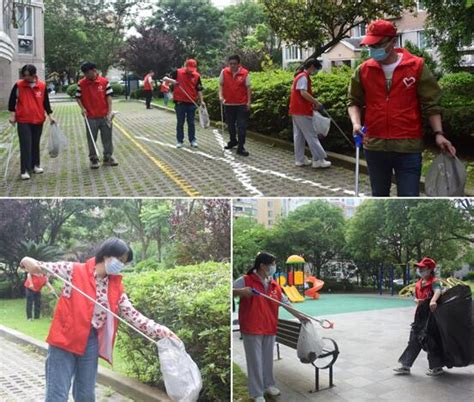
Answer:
[{"xmin": 113, "ymin": 121, "xmax": 201, "ymax": 197}]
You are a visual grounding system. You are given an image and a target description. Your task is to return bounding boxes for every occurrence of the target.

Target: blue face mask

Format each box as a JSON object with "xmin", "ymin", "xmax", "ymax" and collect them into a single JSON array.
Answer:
[
  {"xmin": 105, "ymin": 257, "xmax": 125, "ymax": 275},
  {"xmin": 369, "ymin": 45, "xmax": 390, "ymax": 62}
]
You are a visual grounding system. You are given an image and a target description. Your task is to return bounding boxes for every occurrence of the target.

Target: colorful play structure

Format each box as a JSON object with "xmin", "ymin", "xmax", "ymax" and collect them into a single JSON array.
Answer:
[{"xmin": 275, "ymin": 255, "xmax": 325, "ymax": 302}]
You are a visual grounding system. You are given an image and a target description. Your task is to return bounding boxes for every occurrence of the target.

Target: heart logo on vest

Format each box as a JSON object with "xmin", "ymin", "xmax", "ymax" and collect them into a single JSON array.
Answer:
[{"xmin": 403, "ymin": 77, "xmax": 416, "ymax": 88}]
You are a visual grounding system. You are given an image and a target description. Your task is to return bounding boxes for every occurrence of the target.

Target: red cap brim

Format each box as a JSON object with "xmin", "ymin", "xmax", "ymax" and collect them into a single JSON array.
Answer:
[{"xmin": 360, "ymin": 35, "xmax": 387, "ymax": 46}]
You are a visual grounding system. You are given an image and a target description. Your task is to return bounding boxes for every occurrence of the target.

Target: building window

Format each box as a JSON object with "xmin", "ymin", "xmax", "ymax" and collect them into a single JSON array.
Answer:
[
  {"xmin": 417, "ymin": 30, "xmax": 427, "ymax": 49},
  {"xmin": 286, "ymin": 45, "xmax": 303, "ymax": 61},
  {"xmin": 417, "ymin": 1, "xmax": 426, "ymax": 11},
  {"xmin": 396, "ymin": 35, "xmax": 403, "ymax": 48},
  {"xmin": 17, "ymin": 5, "xmax": 34, "ymax": 55},
  {"xmin": 268, "ymin": 220, "xmax": 273, "ymax": 226},
  {"xmin": 268, "ymin": 201, "xmax": 273, "ymax": 208},
  {"xmin": 268, "ymin": 211, "xmax": 273, "ymax": 218},
  {"xmin": 354, "ymin": 23, "xmax": 367, "ymax": 38}
]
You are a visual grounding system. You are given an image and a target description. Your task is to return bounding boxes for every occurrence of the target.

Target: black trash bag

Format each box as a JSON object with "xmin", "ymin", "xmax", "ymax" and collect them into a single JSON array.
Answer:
[{"xmin": 419, "ymin": 285, "xmax": 473, "ymax": 368}]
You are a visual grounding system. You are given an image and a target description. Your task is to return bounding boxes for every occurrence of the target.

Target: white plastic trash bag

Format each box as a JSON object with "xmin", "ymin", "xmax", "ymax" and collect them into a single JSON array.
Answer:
[
  {"xmin": 312, "ymin": 111, "xmax": 331, "ymax": 138},
  {"xmin": 157, "ymin": 337, "xmax": 202, "ymax": 402},
  {"xmin": 425, "ymin": 154, "xmax": 467, "ymax": 197},
  {"xmin": 48, "ymin": 123, "xmax": 67, "ymax": 158},
  {"xmin": 199, "ymin": 105, "xmax": 210, "ymax": 129},
  {"xmin": 297, "ymin": 321, "xmax": 324, "ymax": 364}
]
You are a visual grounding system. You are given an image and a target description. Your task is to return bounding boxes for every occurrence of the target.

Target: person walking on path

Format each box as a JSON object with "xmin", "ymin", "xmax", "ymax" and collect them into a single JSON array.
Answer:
[
  {"xmin": 160, "ymin": 79, "xmax": 172, "ymax": 107},
  {"xmin": 233, "ymin": 252, "xmax": 308, "ymax": 402},
  {"xmin": 219, "ymin": 55, "xmax": 251, "ymax": 157},
  {"xmin": 24, "ymin": 272, "xmax": 56, "ymax": 320},
  {"xmin": 76, "ymin": 62, "xmax": 118, "ymax": 169},
  {"xmin": 348, "ymin": 19, "xmax": 456, "ymax": 197},
  {"xmin": 289, "ymin": 59, "xmax": 332, "ymax": 169},
  {"xmin": 144, "ymin": 70, "xmax": 155, "ymax": 110},
  {"xmin": 165, "ymin": 59, "xmax": 206, "ymax": 149},
  {"xmin": 394, "ymin": 257, "xmax": 444, "ymax": 376},
  {"xmin": 8, "ymin": 64, "xmax": 56, "ymax": 180},
  {"xmin": 20, "ymin": 238, "xmax": 178, "ymax": 402}
]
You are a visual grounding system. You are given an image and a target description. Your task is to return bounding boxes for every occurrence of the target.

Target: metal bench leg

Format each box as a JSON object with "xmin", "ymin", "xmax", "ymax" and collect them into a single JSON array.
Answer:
[
  {"xmin": 315, "ymin": 367, "xmax": 319, "ymax": 392},
  {"xmin": 329, "ymin": 365, "xmax": 334, "ymax": 387},
  {"xmin": 277, "ymin": 343, "xmax": 281, "ymax": 360}
]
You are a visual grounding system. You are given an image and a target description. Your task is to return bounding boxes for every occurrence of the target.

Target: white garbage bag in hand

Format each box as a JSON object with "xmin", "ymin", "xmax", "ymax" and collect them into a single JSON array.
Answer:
[
  {"xmin": 48, "ymin": 123, "xmax": 68, "ymax": 158},
  {"xmin": 199, "ymin": 105, "xmax": 210, "ymax": 129},
  {"xmin": 297, "ymin": 321, "xmax": 324, "ymax": 364},
  {"xmin": 312, "ymin": 111, "xmax": 331, "ymax": 138},
  {"xmin": 157, "ymin": 337, "xmax": 202, "ymax": 402}
]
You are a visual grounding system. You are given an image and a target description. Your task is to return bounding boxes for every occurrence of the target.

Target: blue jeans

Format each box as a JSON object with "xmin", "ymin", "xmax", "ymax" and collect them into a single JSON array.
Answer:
[
  {"xmin": 175, "ymin": 102, "xmax": 197, "ymax": 144},
  {"xmin": 45, "ymin": 329, "xmax": 99, "ymax": 402},
  {"xmin": 365, "ymin": 150, "xmax": 422, "ymax": 197}
]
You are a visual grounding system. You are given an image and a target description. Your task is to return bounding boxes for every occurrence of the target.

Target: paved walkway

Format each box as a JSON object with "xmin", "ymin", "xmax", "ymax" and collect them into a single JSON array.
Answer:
[
  {"xmin": 0, "ymin": 101, "xmax": 371, "ymax": 197},
  {"xmin": 0, "ymin": 336, "xmax": 133, "ymax": 402},
  {"xmin": 233, "ymin": 306, "xmax": 474, "ymax": 402}
]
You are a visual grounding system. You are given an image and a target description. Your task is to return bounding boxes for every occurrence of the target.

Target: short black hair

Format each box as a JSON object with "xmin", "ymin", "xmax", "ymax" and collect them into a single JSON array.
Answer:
[
  {"xmin": 304, "ymin": 58, "xmax": 322, "ymax": 70},
  {"xmin": 21, "ymin": 64, "xmax": 37, "ymax": 77},
  {"xmin": 81, "ymin": 62, "xmax": 97, "ymax": 74},
  {"xmin": 95, "ymin": 237, "xmax": 133, "ymax": 264},
  {"xmin": 228, "ymin": 55, "xmax": 241, "ymax": 64},
  {"xmin": 246, "ymin": 252, "xmax": 276, "ymax": 275}
]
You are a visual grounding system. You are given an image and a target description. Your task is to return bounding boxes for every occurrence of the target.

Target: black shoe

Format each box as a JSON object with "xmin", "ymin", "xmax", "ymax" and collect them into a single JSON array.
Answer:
[
  {"xmin": 237, "ymin": 148, "xmax": 250, "ymax": 157},
  {"xmin": 103, "ymin": 157, "xmax": 119, "ymax": 166},
  {"xmin": 90, "ymin": 158, "xmax": 100, "ymax": 169},
  {"xmin": 224, "ymin": 141, "xmax": 239, "ymax": 150}
]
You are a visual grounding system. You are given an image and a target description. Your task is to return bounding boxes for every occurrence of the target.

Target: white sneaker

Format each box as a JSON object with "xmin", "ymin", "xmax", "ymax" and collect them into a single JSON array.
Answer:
[
  {"xmin": 21, "ymin": 172, "xmax": 31, "ymax": 180},
  {"xmin": 295, "ymin": 158, "xmax": 312, "ymax": 167},
  {"xmin": 191, "ymin": 141, "xmax": 199, "ymax": 148},
  {"xmin": 265, "ymin": 386, "xmax": 281, "ymax": 396},
  {"xmin": 426, "ymin": 367, "xmax": 444, "ymax": 376},
  {"xmin": 33, "ymin": 166, "xmax": 44, "ymax": 174},
  {"xmin": 176, "ymin": 142, "xmax": 184, "ymax": 149},
  {"xmin": 393, "ymin": 365, "xmax": 411, "ymax": 374},
  {"xmin": 312, "ymin": 159, "xmax": 332, "ymax": 169},
  {"xmin": 254, "ymin": 397, "xmax": 265, "ymax": 402}
]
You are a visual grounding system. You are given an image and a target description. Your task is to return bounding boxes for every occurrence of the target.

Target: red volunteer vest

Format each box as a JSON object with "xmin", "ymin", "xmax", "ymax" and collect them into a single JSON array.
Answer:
[
  {"xmin": 239, "ymin": 273, "xmax": 282, "ymax": 335},
  {"xmin": 222, "ymin": 66, "xmax": 249, "ymax": 105},
  {"xmin": 46, "ymin": 258, "xmax": 124, "ymax": 363},
  {"xmin": 15, "ymin": 79, "xmax": 47, "ymax": 125},
  {"xmin": 415, "ymin": 276, "xmax": 437, "ymax": 300},
  {"xmin": 360, "ymin": 48, "xmax": 425, "ymax": 140},
  {"xmin": 78, "ymin": 76, "xmax": 110, "ymax": 118},
  {"xmin": 144, "ymin": 74, "xmax": 153, "ymax": 91},
  {"xmin": 289, "ymin": 71, "xmax": 313, "ymax": 117},
  {"xmin": 160, "ymin": 82, "xmax": 170, "ymax": 93},
  {"xmin": 173, "ymin": 68, "xmax": 201, "ymax": 103},
  {"xmin": 24, "ymin": 274, "xmax": 47, "ymax": 292}
]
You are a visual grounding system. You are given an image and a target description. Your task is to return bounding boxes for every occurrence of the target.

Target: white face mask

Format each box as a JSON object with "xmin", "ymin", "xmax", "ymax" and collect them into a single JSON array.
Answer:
[
  {"xmin": 267, "ymin": 264, "xmax": 277, "ymax": 277},
  {"xmin": 416, "ymin": 268, "xmax": 431, "ymax": 279},
  {"xmin": 105, "ymin": 257, "xmax": 125, "ymax": 275}
]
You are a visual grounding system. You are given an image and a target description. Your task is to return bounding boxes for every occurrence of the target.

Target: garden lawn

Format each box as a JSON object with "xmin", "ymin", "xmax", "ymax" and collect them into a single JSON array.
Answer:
[
  {"xmin": 0, "ymin": 298, "xmax": 129, "ymax": 375},
  {"xmin": 152, "ymin": 97, "xmax": 175, "ymax": 108},
  {"xmin": 232, "ymin": 362, "xmax": 251, "ymax": 402}
]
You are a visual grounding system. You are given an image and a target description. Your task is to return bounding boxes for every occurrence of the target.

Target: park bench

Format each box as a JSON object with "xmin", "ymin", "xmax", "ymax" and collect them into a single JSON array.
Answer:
[{"xmin": 276, "ymin": 318, "xmax": 339, "ymax": 392}]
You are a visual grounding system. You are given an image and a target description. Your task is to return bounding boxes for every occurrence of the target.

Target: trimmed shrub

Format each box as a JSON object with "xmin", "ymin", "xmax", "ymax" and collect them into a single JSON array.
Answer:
[
  {"xmin": 130, "ymin": 86, "xmax": 160, "ymax": 100},
  {"xmin": 118, "ymin": 262, "xmax": 230, "ymax": 401},
  {"xmin": 66, "ymin": 83, "xmax": 78, "ymax": 98},
  {"xmin": 440, "ymin": 72, "xmax": 474, "ymax": 108},
  {"xmin": 464, "ymin": 271, "xmax": 474, "ymax": 281},
  {"xmin": 110, "ymin": 83, "xmax": 125, "ymax": 97}
]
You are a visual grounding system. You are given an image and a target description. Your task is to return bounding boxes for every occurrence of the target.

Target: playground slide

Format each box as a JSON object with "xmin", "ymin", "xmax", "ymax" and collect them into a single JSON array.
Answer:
[
  {"xmin": 305, "ymin": 276, "xmax": 325, "ymax": 299},
  {"xmin": 282, "ymin": 285, "xmax": 305, "ymax": 302}
]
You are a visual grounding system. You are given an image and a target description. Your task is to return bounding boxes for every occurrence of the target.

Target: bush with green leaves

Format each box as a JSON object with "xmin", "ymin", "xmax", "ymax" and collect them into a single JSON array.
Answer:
[
  {"xmin": 110, "ymin": 83, "xmax": 125, "ymax": 97},
  {"xmin": 66, "ymin": 84, "xmax": 78, "ymax": 98},
  {"xmin": 130, "ymin": 86, "xmax": 161, "ymax": 100},
  {"xmin": 118, "ymin": 262, "xmax": 230, "ymax": 401},
  {"xmin": 464, "ymin": 271, "xmax": 474, "ymax": 281}
]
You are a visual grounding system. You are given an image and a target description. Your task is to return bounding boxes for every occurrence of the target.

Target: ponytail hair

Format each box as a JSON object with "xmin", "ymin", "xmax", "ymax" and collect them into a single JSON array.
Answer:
[{"xmin": 246, "ymin": 252, "xmax": 276, "ymax": 275}]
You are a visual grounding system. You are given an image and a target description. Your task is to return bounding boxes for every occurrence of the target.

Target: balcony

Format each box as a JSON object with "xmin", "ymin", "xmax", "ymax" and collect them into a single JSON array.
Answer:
[{"xmin": 0, "ymin": 30, "xmax": 15, "ymax": 62}]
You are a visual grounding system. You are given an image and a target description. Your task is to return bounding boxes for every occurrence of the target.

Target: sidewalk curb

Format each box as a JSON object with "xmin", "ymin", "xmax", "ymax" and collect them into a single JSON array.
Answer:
[
  {"xmin": 0, "ymin": 324, "xmax": 171, "ymax": 402},
  {"xmin": 133, "ymin": 99, "xmax": 474, "ymax": 196}
]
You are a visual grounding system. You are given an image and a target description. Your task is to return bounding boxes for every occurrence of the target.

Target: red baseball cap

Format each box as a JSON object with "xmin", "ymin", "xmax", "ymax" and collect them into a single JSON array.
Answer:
[
  {"xmin": 414, "ymin": 257, "xmax": 436, "ymax": 271},
  {"xmin": 185, "ymin": 59, "xmax": 198, "ymax": 72},
  {"xmin": 361, "ymin": 20, "xmax": 397, "ymax": 46}
]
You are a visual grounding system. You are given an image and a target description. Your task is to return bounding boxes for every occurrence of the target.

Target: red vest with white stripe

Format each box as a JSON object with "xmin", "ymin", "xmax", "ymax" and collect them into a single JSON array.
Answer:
[
  {"xmin": 222, "ymin": 66, "xmax": 249, "ymax": 105},
  {"xmin": 78, "ymin": 76, "xmax": 110, "ymax": 118},
  {"xmin": 15, "ymin": 79, "xmax": 47, "ymax": 125},
  {"xmin": 289, "ymin": 71, "xmax": 313, "ymax": 117},
  {"xmin": 173, "ymin": 68, "xmax": 200, "ymax": 104},
  {"xmin": 46, "ymin": 258, "xmax": 124, "ymax": 364},
  {"xmin": 239, "ymin": 273, "xmax": 282, "ymax": 335},
  {"xmin": 360, "ymin": 49, "xmax": 425, "ymax": 140}
]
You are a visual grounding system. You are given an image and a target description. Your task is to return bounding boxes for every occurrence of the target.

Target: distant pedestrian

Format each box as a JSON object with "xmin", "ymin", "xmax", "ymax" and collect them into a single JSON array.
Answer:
[
  {"xmin": 24, "ymin": 272, "xmax": 56, "ymax": 320},
  {"xmin": 144, "ymin": 70, "xmax": 155, "ymax": 109}
]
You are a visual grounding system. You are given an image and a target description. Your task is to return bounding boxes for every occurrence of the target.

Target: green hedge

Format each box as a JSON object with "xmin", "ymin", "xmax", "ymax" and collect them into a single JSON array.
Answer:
[
  {"xmin": 130, "ymin": 86, "xmax": 161, "ymax": 100},
  {"xmin": 66, "ymin": 83, "xmax": 78, "ymax": 98},
  {"xmin": 118, "ymin": 262, "xmax": 230, "ymax": 401},
  {"xmin": 202, "ymin": 70, "xmax": 474, "ymax": 152},
  {"xmin": 66, "ymin": 83, "xmax": 125, "ymax": 98},
  {"xmin": 464, "ymin": 271, "xmax": 474, "ymax": 281}
]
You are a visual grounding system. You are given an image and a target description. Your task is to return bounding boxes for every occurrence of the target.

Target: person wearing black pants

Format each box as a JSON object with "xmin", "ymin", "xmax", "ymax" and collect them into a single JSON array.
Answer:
[
  {"xmin": 8, "ymin": 64, "xmax": 55, "ymax": 180},
  {"xmin": 24, "ymin": 272, "xmax": 55, "ymax": 320},
  {"xmin": 219, "ymin": 55, "xmax": 252, "ymax": 157}
]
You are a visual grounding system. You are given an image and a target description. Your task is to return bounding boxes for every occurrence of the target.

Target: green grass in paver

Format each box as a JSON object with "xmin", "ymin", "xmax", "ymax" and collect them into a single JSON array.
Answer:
[
  {"xmin": 151, "ymin": 98, "xmax": 175, "ymax": 108},
  {"xmin": 276, "ymin": 294, "xmax": 414, "ymax": 320},
  {"xmin": 232, "ymin": 362, "xmax": 252, "ymax": 402},
  {"xmin": 0, "ymin": 299, "xmax": 129, "ymax": 376}
]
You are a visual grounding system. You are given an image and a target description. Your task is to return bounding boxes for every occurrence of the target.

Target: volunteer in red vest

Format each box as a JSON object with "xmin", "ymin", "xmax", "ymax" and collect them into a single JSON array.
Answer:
[
  {"xmin": 20, "ymin": 238, "xmax": 177, "ymax": 401},
  {"xmin": 289, "ymin": 59, "xmax": 332, "ymax": 169},
  {"xmin": 348, "ymin": 19, "xmax": 456, "ymax": 197},
  {"xmin": 8, "ymin": 64, "xmax": 56, "ymax": 180},
  {"xmin": 76, "ymin": 62, "xmax": 118, "ymax": 169},
  {"xmin": 164, "ymin": 59, "xmax": 206, "ymax": 149},
  {"xmin": 159, "ymin": 79, "xmax": 171, "ymax": 107},
  {"xmin": 24, "ymin": 272, "xmax": 56, "ymax": 321},
  {"xmin": 144, "ymin": 70, "xmax": 155, "ymax": 109},
  {"xmin": 219, "ymin": 55, "xmax": 251, "ymax": 157},
  {"xmin": 394, "ymin": 257, "xmax": 444, "ymax": 377},
  {"xmin": 233, "ymin": 252, "xmax": 308, "ymax": 402}
]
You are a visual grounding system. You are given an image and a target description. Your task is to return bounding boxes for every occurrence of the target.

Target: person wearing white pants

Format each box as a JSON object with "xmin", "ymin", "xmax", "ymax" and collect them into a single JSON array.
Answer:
[{"xmin": 289, "ymin": 59, "xmax": 331, "ymax": 169}]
